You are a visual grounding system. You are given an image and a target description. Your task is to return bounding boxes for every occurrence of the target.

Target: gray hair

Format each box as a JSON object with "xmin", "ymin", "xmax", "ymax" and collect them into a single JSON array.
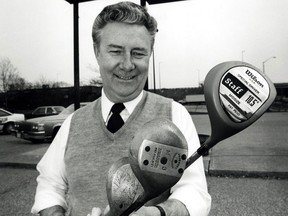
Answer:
[{"xmin": 92, "ymin": 1, "xmax": 158, "ymax": 49}]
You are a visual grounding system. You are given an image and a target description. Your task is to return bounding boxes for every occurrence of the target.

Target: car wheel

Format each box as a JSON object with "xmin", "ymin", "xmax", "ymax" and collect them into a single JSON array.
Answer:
[{"xmin": 3, "ymin": 122, "xmax": 14, "ymax": 134}]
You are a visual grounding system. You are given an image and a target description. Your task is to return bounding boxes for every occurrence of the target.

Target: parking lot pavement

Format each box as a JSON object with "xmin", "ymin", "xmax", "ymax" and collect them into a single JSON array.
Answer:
[
  {"xmin": 0, "ymin": 133, "xmax": 49, "ymax": 168},
  {"xmin": 1, "ymin": 112, "xmax": 288, "ymax": 179},
  {"xmin": 192, "ymin": 112, "xmax": 288, "ymax": 179}
]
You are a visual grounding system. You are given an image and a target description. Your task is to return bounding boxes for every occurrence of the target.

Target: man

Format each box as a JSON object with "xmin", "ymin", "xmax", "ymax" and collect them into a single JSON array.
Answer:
[{"xmin": 32, "ymin": 2, "xmax": 211, "ymax": 216}]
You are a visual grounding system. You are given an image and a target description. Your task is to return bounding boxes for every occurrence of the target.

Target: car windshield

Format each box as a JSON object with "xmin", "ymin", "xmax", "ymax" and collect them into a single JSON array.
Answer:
[
  {"xmin": 54, "ymin": 107, "xmax": 65, "ymax": 112},
  {"xmin": 33, "ymin": 108, "xmax": 45, "ymax": 115},
  {"xmin": 0, "ymin": 109, "xmax": 12, "ymax": 116},
  {"xmin": 60, "ymin": 104, "xmax": 75, "ymax": 115}
]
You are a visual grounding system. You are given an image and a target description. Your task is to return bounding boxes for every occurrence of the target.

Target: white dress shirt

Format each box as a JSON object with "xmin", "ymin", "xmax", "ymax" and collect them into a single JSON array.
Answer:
[{"xmin": 31, "ymin": 90, "xmax": 211, "ymax": 215}]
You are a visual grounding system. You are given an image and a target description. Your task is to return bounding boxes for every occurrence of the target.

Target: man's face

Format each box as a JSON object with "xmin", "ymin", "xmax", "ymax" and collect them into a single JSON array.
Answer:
[{"xmin": 94, "ymin": 22, "xmax": 152, "ymax": 103}]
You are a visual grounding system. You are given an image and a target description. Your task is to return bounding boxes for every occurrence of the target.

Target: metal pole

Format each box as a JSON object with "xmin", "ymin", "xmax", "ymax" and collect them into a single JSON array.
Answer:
[
  {"xmin": 140, "ymin": 0, "xmax": 149, "ymax": 91},
  {"xmin": 241, "ymin": 50, "xmax": 245, "ymax": 62},
  {"xmin": 158, "ymin": 62, "xmax": 161, "ymax": 90},
  {"xmin": 153, "ymin": 51, "xmax": 156, "ymax": 92},
  {"xmin": 140, "ymin": 0, "xmax": 146, "ymax": 6},
  {"xmin": 73, "ymin": 3, "xmax": 80, "ymax": 110},
  {"xmin": 262, "ymin": 56, "xmax": 276, "ymax": 74}
]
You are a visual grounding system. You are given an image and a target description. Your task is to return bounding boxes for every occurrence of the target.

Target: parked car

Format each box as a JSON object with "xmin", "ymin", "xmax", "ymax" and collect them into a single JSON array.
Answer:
[
  {"xmin": 0, "ymin": 108, "xmax": 25, "ymax": 134},
  {"xmin": 13, "ymin": 103, "xmax": 89, "ymax": 143},
  {"xmin": 26, "ymin": 106, "xmax": 65, "ymax": 119}
]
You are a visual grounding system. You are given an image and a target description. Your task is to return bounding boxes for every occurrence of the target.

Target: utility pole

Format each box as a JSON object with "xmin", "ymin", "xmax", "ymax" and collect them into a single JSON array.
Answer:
[
  {"xmin": 64, "ymin": 0, "xmax": 96, "ymax": 110},
  {"xmin": 241, "ymin": 50, "xmax": 245, "ymax": 62},
  {"xmin": 262, "ymin": 56, "xmax": 276, "ymax": 74}
]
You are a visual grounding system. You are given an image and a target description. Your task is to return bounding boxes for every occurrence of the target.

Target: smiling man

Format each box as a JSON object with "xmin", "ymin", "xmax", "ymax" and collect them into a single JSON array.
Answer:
[
  {"xmin": 31, "ymin": 2, "xmax": 211, "ymax": 216},
  {"xmin": 95, "ymin": 22, "xmax": 151, "ymax": 103}
]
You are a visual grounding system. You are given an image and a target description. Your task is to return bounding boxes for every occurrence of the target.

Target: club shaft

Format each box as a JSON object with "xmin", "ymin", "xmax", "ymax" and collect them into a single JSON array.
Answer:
[
  {"xmin": 119, "ymin": 197, "xmax": 148, "ymax": 216},
  {"xmin": 185, "ymin": 151, "xmax": 201, "ymax": 168}
]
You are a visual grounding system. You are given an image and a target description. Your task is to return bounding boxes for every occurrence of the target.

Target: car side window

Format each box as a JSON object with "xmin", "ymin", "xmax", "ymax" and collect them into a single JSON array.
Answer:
[{"xmin": 47, "ymin": 107, "xmax": 54, "ymax": 114}]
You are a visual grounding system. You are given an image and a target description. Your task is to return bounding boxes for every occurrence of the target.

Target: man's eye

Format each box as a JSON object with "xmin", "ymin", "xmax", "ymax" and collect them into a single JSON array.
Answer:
[
  {"xmin": 132, "ymin": 52, "xmax": 145, "ymax": 58},
  {"xmin": 109, "ymin": 50, "xmax": 122, "ymax": 55}
]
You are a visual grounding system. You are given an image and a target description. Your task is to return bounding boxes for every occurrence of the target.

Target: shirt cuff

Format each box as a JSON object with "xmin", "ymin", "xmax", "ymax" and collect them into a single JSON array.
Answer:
[{"xmin": 31, "ymin": 190, "xmax": 67, "ymax": 214}]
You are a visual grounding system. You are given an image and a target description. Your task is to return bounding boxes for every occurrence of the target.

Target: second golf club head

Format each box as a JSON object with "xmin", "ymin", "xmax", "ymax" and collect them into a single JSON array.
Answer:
[{"xmin": 129, "ymin": 118, "xmax": 188, "ymax": 199}]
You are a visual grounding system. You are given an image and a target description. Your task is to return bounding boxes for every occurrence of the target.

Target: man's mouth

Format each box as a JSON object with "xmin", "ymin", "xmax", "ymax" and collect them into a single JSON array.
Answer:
[{"xmin": 115, "ymin": 74, "xmax": 135, "ymax": 80}]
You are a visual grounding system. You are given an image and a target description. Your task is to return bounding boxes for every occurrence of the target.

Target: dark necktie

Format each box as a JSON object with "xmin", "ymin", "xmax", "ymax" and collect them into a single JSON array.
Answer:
[{"xmin": 107, "ymin": 103, "xmax": 125, "ymax": 133}]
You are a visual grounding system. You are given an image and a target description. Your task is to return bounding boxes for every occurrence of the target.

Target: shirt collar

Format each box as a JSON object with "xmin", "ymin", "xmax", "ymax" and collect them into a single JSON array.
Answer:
[{"xmin": 101, "ymin": 89, "xmax": 144, "ymax": 122}]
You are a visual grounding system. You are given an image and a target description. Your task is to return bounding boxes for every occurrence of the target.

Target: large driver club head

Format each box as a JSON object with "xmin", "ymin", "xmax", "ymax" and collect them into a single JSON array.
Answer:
[
  {"xmin": 106, "ymin": 118, "xmax": 188, "ymax": 216},
  {"xmin": 186, "ymin": 61, "xmax": 277, "ymax": 166}
]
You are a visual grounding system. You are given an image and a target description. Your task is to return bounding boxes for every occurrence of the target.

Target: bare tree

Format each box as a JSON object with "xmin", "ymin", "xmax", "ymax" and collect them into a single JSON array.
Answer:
[
  {"xmin": 87, "ymin": 63, "xmax": 102, "ymax": 87},
  {"xmin": 33, "ymin": 75, "xmax": 50, "ymax": 88},
  {"xmin": 52, "ymin": 81, "xmax": 72, "ymax": 88},
  {"xmin": 0, "ymin": 57, "xmax": 26, "ymax": 108},
  {"xmin": 89, "ymin": 78, "xmax": 103, "ymax": 87},
  {"xmin": 33, "ymin": 75, "xmax": 71, "ymax": 88},
  {"xmin": 0, "ymin": 57, "xmax": 19, "ymax": 93}
]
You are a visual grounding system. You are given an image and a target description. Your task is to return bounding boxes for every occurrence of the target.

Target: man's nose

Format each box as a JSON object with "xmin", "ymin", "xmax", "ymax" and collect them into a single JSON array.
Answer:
[{"xmin": 120, "ymin": 54, "xmax": 135, "ymax": 71}]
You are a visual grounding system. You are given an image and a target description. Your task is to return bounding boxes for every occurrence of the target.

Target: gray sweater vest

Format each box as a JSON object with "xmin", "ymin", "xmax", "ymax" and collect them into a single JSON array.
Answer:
[{"xmin": 65, "ymin": 91, "xmax": 172, "ymax": 215}]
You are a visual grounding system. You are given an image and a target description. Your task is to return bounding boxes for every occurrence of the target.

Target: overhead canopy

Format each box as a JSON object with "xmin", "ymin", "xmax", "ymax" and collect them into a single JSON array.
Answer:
[
  {"xmin": 146, "ymin": 0, "xmax": 186, "ymax": 4},
  {"xmin": 65, "ymin": 0, "xmax": 95, "ymax": 3},
  {"xmin": 65, "ymin": 0, "xmax": 187, "ymax": 4}
]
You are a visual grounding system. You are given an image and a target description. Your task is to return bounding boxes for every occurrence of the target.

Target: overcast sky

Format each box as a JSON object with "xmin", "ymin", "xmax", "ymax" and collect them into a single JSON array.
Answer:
[{"xmin": 1, "ymin": 0, "xmax": 287, "ymax": 88}]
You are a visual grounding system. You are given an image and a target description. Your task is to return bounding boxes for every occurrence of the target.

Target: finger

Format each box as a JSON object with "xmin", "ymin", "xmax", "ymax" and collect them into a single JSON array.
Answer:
[
  {"xmin": 104, "ymin": 205, "xmax": 110, "ymax": 215},
  {"xmin": 91, "ymin": 207, "xmax": 102, "ymax": 216}
]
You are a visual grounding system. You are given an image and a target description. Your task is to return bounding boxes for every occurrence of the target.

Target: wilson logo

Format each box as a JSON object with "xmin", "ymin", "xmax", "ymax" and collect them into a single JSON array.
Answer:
[{"xmin": 245, "ymin": 69, "xmax": 264, "ymax": 88}]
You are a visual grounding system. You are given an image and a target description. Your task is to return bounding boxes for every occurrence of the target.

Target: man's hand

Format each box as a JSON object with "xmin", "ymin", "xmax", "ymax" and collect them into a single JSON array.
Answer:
[
  {"xmin": 39, "ymin": 205, "xmax": 65, "ymax": 216},
  {"xmin": 87, "ymin": 206, "xmax": 110, "ymax": 216},
  {"xmin": 87, "ymin": 206, "xmax": 160, "ymax": 216},
  {"xmin": 132, "ymin": 199, "xmax": 189, "ymax": 216},
  {"xmin": 87, "ymin": 207, "xmax": 102, "ymax": 216},
  {"xmin": 88, "ymin": 199, "xmax": 188, "ymax": 216},
  {"xmin": 130, "ymin": 206, "xmax": 161, "ymax": 216}
]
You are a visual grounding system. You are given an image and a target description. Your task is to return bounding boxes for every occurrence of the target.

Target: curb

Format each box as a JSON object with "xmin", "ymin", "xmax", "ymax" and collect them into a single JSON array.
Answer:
[
  {"xmin": 203, "ymin": 156, "xmax": 288, "ymax": 179},
  {"xmin": 207, "ymin": 169, "xmax": 288, "ymax": 179},
  {"xmin": 0, "ymin": 162, "xmax": 36, "ymax": 169}
]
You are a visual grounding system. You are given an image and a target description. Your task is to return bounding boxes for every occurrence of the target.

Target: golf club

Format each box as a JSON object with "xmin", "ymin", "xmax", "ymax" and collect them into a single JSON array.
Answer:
[
  {"xmin": 186, "ymin": 61, "xmax": 276, "ymax": 166},
  {"xmin": 106, "ymin": 61, "xmax": 277, "ymax": 216}
]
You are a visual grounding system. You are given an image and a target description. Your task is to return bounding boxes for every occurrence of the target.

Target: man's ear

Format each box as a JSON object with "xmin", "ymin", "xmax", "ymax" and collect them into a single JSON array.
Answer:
[{"xmin": 93, "ymin": 44, "xmax": 100, "ymax": 59}]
